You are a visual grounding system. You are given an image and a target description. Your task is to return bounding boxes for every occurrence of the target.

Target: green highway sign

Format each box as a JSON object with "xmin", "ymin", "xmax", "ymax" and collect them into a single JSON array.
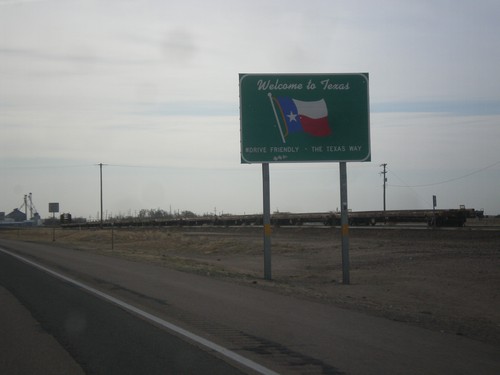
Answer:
[{"xmin": 239, "ymin": 73, "xmax": 370, "ymax": 163}]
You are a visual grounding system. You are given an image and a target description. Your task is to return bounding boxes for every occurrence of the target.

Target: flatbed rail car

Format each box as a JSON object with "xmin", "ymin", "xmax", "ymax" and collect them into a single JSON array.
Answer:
[
  {"xmin": 344, "ymin": 208, "xmax": 480, "ymax": 227},
  {"xmin": 265, "ymin": 208, "xmax": 479, "ymax": 227},
  {"xmin": 60, "ymin": 208, "xmax": 482, "ymax": 229}
]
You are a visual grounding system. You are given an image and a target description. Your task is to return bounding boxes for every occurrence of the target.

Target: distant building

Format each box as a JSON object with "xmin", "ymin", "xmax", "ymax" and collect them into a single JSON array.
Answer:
[
  {"xmin": 6, "ymin": 208, "xmax": 27, "ymax": 222},
  {"xmin": 0, "ymin": 212, "xmax": 4, "ymax": 221}
]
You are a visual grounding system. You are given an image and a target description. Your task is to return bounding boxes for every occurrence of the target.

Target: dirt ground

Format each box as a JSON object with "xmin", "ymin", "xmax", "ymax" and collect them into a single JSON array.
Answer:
[{"xmin": 1, "ymin": 223, "xmax": 499, "ymax": 347}]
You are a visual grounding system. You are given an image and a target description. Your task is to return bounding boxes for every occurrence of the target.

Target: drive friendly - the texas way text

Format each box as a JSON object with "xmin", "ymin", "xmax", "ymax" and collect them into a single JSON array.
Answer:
[{"xmin": 244, "ymin": 145, "xmax": 364, "ymax": 154}]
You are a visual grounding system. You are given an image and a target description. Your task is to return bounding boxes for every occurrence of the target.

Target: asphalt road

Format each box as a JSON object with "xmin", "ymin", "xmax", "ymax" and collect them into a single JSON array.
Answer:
[
  {"xmin": 0, "ymin": 249, "xmax": 246, "ymax": 375},
  {"xmin": 1, "ymin": 239, "xmax": 499, "ymax": 374}
]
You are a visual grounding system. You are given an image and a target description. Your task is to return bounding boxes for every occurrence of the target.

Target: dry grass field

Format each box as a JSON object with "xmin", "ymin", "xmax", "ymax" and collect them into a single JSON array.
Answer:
[{"xmin": 1, "ymin": 224, "xmax": 499, "ymax": 347}]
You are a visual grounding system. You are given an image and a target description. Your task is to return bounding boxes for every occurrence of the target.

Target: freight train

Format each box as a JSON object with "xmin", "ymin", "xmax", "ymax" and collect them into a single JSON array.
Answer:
[{"xmin": 60, "ymin": 208, "xmax": 482, "ymax": 229}]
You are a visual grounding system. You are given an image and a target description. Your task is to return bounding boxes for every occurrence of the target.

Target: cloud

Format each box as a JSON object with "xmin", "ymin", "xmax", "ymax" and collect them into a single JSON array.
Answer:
[
  {"xmin": 135, "ymin": 100, "xmax": 237, "ymax": 117},
  {"xmin": 161, "ymin": 28, "xmax": 198, "ymax": 65},
  {"xmin": 372, "ymin": 100, "xmax": 500, "ymax": 116},
  {"xmin": 0, "ymin": 0, "xmax": 52, "ymax": 4}
]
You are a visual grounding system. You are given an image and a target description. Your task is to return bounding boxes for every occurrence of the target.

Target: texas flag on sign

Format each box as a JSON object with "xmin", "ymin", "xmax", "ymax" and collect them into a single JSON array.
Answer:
[{"xmin": 274, "ymin": 96, "xmax": 331, "ymax": 139}]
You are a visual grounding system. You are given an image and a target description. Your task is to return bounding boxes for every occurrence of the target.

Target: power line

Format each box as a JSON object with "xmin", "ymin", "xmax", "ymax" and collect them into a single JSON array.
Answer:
[
  {"xmin": 389, "ymin": 160, "xmax": 500, "ymax": 188},
  {"xmin": 387, "ymin": 168, "xmax": 429, "ymax": 208},
  {"xmin": 0, "ymin": 164, "xmax": 92, "ymax": 170}
]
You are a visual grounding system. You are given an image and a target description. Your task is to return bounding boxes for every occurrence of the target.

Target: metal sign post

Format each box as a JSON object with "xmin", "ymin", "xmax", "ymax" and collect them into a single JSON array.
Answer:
[
  {"xmin": 262, "ymin": 163, "xmax": 272, "ymax": 280},
  {"xmin": 339, "ymin": 162, "xmax": 350, "ymax": 284},
  {"xmin": 433, "ymin": 195, "xmax": 437, "ymax": 228},
  {"xmin": 48, "ymin": 202, "xmax": 59, "ymax": 242}
]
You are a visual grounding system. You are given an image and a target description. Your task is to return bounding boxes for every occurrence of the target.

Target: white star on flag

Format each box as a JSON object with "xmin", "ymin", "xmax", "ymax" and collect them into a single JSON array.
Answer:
[{"xmin": 287, "ymin": 111, "xmax": 298, "ymax": 122}]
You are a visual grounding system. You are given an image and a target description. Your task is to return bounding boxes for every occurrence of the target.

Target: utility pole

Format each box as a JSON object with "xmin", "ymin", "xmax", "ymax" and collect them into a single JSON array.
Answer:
[
  {"xmin": 100, "ymin": 163, "xmax": 103, "ymax": 227},
  {"xmin": 380, "ymin": 163, "xmax": 387, "ymax": 215},
  {"xmin": 97, "ymin": 163, "xmax": 107, "ymax": 228}
]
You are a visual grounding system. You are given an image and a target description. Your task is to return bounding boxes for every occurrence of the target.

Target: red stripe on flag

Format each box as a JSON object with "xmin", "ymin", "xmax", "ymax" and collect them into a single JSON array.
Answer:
[{"xmin": 299, "ymin": 116, "xmax": 331, "ymax": 136}]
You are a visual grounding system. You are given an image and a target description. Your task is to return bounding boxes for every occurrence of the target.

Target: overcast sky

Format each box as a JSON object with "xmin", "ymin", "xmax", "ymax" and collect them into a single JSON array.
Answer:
[{"xmin": 1, "ymin": 0, "xmax": 499, "ymax": 219}]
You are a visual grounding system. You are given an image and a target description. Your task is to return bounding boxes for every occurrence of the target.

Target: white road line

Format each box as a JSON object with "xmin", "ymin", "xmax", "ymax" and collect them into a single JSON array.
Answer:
[{"xmin": 0, "ymin": 247, "xmax": 279, "ymax": 375}]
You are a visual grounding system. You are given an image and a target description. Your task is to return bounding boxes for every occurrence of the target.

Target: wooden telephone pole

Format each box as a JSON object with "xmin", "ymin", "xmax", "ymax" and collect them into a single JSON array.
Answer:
[{"xmin": 380, "ymin": 163, "xmax": 387, "ymax": 215}]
